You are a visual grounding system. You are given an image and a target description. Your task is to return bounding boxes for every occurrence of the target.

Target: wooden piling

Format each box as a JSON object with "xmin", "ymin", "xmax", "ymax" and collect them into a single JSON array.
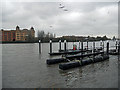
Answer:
[
  {"xmin": 87, "ymin": 41, "xmax": 88, "ymax": 50},
  {"xmin": 81, "ymin": 41, "xmax": 83, "ymax": 51},
  {"xmin": 93, "ymin": 41, "xmax": 95, "ymax": 52},
  {"xmin": 64, "ymin": 40, "xmax": 67, "ymax": 51},
  {"xmin": 50, "ymin": 40, "xmax": 52, "ymax": 53},
  {"xmin": 106, "ymin": 41, "xmax": 109, "ymax": 55},
  {"xmin": 116, "ymin": 40, "xmax": 118, "ymax": 51},
  {"xmin": 81, "ymin": 41, "xmax": 83, "ymax": 58},
  {"xmin": 93, "ymin": 41, "xmax": 95, "ymax": 59},
  {"xmin": 39, "ymin": 40, "xmax": 41, "ymax": 54},
  {"xmin": 102, "ymin": 41, "xmax": 104, "ymax": 52},
  {"xmin": 100, "ymin": 40, "xmax": 102, "ymax": 47},
  {"xmin": 59, "ymin": 40, "xmax": 61, "ymax": 51}
]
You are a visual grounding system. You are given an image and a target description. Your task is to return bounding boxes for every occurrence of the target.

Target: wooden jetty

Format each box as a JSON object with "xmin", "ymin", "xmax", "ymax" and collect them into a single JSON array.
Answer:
[
  {"xmin": 66, "ymin": 51, "xmax": 104, "ymax": 59},
  {"xmin": 48, "ymin": 40, "xmax": 102, "ymax": 56},
  {"xmin": 49, "ymin": 49, "xmax": 92, "ymax": 56},
  {"xmin": 46, "ymin": 40, "xmax": 120, "ymax": 70}
]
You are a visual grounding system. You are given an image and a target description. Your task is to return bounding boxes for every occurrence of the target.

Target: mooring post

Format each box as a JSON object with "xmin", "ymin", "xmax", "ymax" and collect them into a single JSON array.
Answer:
[
  {"xmin": 100, "ymin": 40, "xmax": 102, "ymax": 47},
  {"xmin": 87, "ymin": 41, "xmax": 88, "ymax": 51},
  {"xmin": 106, "ymin": 41, "xmax": 109, "ymax": 55},
  {"xmin": 64, "ymin": 40, "xmax": 67, "ymax": 51},
  {"xmin": 39, "ymin": 40, "xmax": 41, "ymax": 54},
  {"xmin": 79, "ymin": 41, "xmax": 80, "ymax": 50},
  {"xmin": 116, "ymin": 40, "xmax": 118, "ymax": 51},
  {"xmin": 93, "ymin": 41, "xmax": 95, "ymax": 60},
  {"xmin": 102, "ymin": 41, "xmax": 104, "ymax": 52},
  {"xmin": 59, "ymin": 40, "xmax": 61, "ymax": 51},
  {"xmin": 93, "ymin": 41, "xmax": 95, "ymax": 53},
  {"xmin": 118, "ymin": 41, "xmax": 120, "ymax": 56},
  {"xmin": 50, "ymin": 40, "xmax": 52, "ymax": 53},
  {"xmin": 81, "ymin": 41, "xmax": 83, "ymax": 59}
]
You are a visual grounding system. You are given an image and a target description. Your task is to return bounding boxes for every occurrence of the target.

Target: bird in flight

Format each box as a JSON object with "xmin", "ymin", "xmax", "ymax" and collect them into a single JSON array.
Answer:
[
  {"xmin": 59, "ymin": 4, "xmax": 65, "ymax": 8},
  {"xmin": 59, "ymin": 3, "xmax": 68, "ymax": 11},
  {"xmin": 63, "ymin": 9, "xmax": 68, "ymax": 11}
]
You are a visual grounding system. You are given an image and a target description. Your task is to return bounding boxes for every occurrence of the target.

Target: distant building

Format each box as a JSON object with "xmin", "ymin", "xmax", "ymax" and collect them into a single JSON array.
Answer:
[
  {"xmin": 0, "ymin": 29, "xmax": 16, "ymax": 41},
  {"xmin": 61, "ymin": 35, "xmax": 85, "ymax": 41},
  {"xmin": 0, "ymin": 26, "xmax": 35, "ymax": 41}
]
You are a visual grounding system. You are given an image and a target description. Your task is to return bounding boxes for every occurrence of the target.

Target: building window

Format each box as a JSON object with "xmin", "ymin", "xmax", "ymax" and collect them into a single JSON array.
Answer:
[
  {"xmin": 4, "ymin": 33, "xmax": 7, "ymax": 35},
  {"xmin": 4, "ymin": 37, "xmax": 7, "ymax": 40},
  {"xmin": 13, "ymin": 33, "xmax": 15, "ymax": 36}
]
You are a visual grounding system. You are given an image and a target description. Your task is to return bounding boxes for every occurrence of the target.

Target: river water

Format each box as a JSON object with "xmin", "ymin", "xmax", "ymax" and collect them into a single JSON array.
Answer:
[{"xmin": 2, "ymin": 41, "xmax": 118, "ymax": 88}]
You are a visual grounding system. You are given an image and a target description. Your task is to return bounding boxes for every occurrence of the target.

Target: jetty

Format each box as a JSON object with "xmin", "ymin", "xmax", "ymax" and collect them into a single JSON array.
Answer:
[{"xmin": 45, "ymin": 40, "xmax": 120, "ymax": 70}]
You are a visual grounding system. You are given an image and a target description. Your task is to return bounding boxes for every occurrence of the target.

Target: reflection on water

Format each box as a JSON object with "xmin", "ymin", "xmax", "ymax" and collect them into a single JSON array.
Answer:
[
  {"xmin": 2, "ymin": 41, "xmax": 118, "ymax": 88},
  {"xmin": 58, "ymin": 59, "xmax": 110, "ymax": 88}
]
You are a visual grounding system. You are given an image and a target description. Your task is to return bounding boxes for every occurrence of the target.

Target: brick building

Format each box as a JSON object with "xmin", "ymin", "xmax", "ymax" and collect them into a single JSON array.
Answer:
[{"xmin": 0, "ymin": 26, "xmax": 35, "ymax": 42}]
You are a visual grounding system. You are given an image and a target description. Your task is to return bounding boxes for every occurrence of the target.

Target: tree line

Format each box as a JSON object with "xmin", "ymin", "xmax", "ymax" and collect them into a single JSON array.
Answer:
[{"xmin": 37, "ymin": 30, "xmax": 56, "ymax": 42}]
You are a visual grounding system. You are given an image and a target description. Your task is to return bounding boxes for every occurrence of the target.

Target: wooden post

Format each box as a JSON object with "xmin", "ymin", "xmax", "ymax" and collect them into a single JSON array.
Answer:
[
  {"xmin": 81, "ymin": 41, "xmax": 83, "ymax": 59},
  {"xmin": 116, "ymin": 40, "xmax": 118, "ymax": 51},
  {"xmin": 118, "ymin": 41, "xmax": 120, "ymax": 55},
  {"xmin": 106, "ymin": 41, "xmax": 109, "ymax": 55},
  {"xmin": 39, "ymin": 40, "xmax": 41, "ymax": 54},
  {"xmin": 93, "ymin": 41, "xmax": 95, "ymax": 60},
  {"xmin": 59, "ymin": 40, "xmax": 61, "ymax": 52},
  {"xmin": 102, "ymin": 41, "xmax": 104, "ymax": 52},
  {"xmin": 64, "ymin": 40, "xmax": 67, "ymax": 51},
  {"xmin": 93, "ymin": 41, "xmax": 95, "ymax": 53},
  {"xmin": 100, "ymin": 40, "xmax": 102, "ymax": 47},
  {"xmin": 87, "ymin": 41, "xmax": 88, "ymax": 50},
  {"xmin": 81, "ymin": 41, "xmax": 83, "ymax": 51},
  {"xmin": 50, "ymin": 40, "xmax": 52, "ymax": 53}
]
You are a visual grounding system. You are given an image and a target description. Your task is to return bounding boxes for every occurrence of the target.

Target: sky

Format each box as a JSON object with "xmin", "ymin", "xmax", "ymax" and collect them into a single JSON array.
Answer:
[{"xmin": 1, "ymin": 0, "xmax": 118, "ymax": 38}]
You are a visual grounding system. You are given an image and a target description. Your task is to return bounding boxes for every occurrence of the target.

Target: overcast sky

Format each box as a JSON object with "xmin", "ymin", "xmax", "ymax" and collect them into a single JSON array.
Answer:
[{"xmin": 1, "ymin": 1, "xmax": 118, "ymax": 38}]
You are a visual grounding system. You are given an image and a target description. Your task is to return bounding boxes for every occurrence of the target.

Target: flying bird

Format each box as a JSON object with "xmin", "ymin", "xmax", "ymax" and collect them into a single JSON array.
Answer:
[
  {"xmin": 59, "ymin": 4, "xmax": 65, "ymax": 8},
  {"xmin": 59, "ymin": 6, "xmax": 65, "ymax": 8},
  {"xmin": 59, "ymin": 3, "xmax": 68, "ymax": 11},
  {"xmin": 63, "ymin": 9, "xmax": 68, "ymax": 11}
]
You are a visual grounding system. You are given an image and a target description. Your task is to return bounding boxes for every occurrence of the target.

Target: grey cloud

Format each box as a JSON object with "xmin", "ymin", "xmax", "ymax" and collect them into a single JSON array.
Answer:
[{"xmin": 1, "ymin": 2, "xmax": 118, "ymax": 38}]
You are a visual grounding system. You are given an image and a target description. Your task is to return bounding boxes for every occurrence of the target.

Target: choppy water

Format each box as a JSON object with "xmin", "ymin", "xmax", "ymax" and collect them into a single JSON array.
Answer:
[{"xmin": 2, "ymin": 41, "xmax": 118, "ymax": 88}]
